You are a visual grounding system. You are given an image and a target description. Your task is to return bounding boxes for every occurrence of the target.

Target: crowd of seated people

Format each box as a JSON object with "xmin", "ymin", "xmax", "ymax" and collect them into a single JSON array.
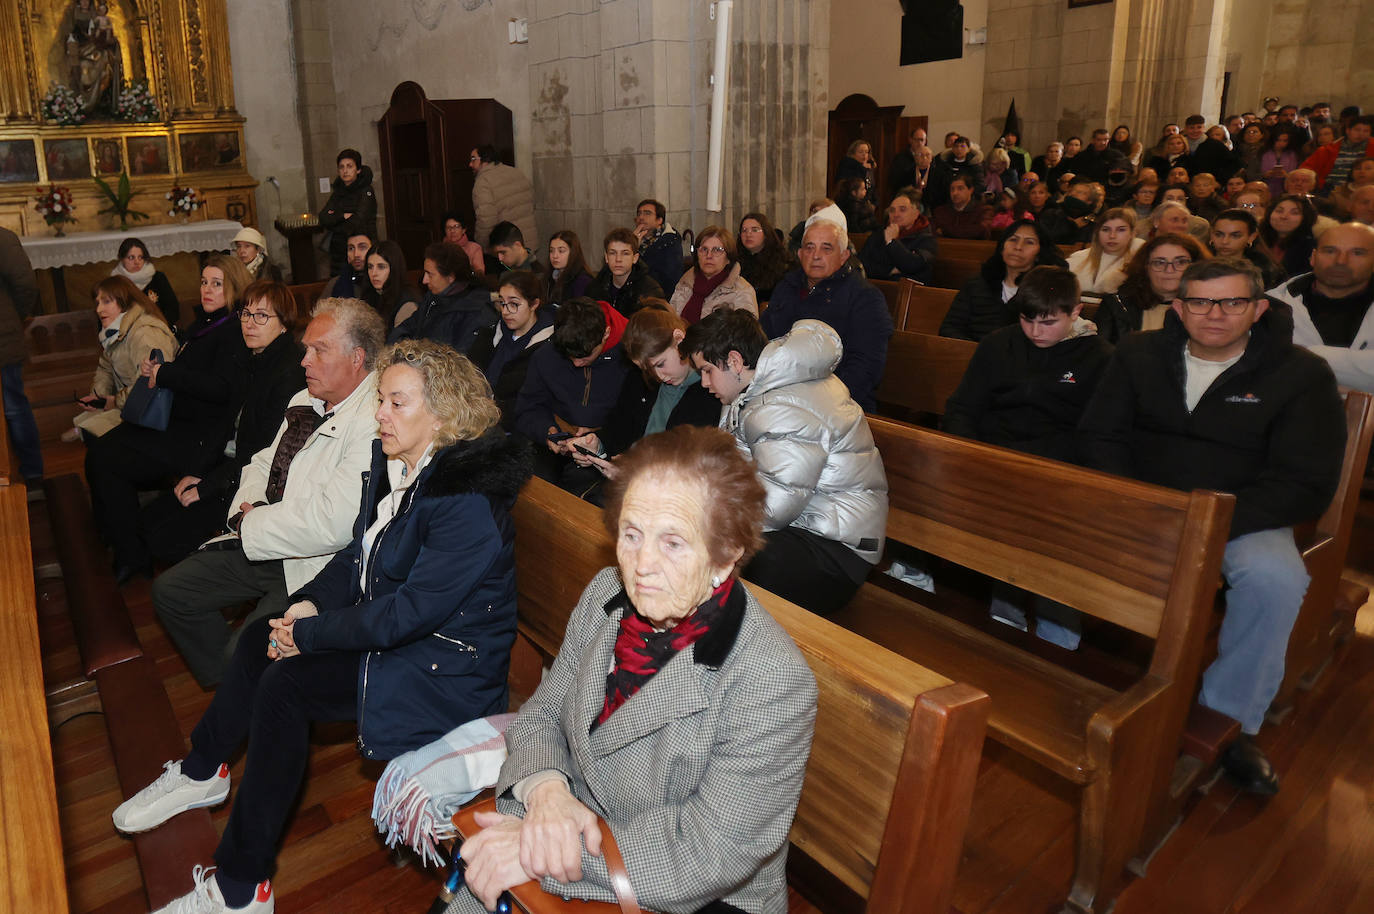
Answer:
[{"xmin": 13, "ymin": 98, "xmax": 1369, "ymax": 912}]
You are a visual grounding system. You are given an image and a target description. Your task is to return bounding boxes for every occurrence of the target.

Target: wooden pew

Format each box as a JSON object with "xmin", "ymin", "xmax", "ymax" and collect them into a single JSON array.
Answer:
[
  {"xmin": 875, "ymin": 330, "xmax": 976, "ymax": 424},
  {"xmin": 932, "ymin": 257, "xmax": 982, "ymax": 291},
  {"xmin": 481, "ymin": 477, "xmax": 990, "ymax": 914},
  {"xmin": 41, "ymin": 473, "xmax": 219, "ymax": 909},
  {"xmin": 0, "ymin": 398, "xmax": 67, "ymax": 911},
  {"xmin": 1268, "ymin": 389, "xmax": 1374, "ymax": 718},
  {"xmin": 869, "ymin": 278, "xmax": 906, "ymax": 328},
  {"xmin": 903, "ymin": 284, "xmax": 958, "ymax": 334},
  {"xmin": 835, "ymin": 418, "xmax": 1234, "ymax": 914}
]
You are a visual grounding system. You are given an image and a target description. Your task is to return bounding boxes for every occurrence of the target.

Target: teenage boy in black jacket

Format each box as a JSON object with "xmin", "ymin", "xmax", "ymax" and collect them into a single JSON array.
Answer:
[{"xmin": 1079, "ymin": 258, "xmax": 1345, "ymax": 796}]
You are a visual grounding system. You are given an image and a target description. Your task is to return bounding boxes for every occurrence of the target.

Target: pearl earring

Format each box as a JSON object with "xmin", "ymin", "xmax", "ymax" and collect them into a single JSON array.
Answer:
[{"xmin": 711, "ymin": 575, "xmax": 722, "ymax": 589}]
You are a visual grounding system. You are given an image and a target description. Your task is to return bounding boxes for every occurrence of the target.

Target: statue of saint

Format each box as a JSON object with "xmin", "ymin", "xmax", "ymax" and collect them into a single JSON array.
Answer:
[{"xmin": 64, "ymin": 0, "xmax": 122, "ymax": 115}]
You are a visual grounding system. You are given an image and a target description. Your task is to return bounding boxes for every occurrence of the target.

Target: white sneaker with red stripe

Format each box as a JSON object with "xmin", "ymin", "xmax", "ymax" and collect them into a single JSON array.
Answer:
[
  {"xmin": 150, "ymin": 865, "xmax": 273, "ymax": 913},
  {"xmin": 113, "ymin": 760, "xmax": 231, "ymax": 834}
]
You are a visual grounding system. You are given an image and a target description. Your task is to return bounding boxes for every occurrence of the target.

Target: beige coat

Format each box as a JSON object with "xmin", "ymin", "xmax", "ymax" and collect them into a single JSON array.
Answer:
[
  {"xmin": 74, "ymin": 302, "xmax": 179, "ymax": 437},
  {"xmin": 472, "ymin": 162, "xmax": 536, "ymax": 251},
  {"xmin": 668, "ymin": 262, "xmax": 759, "ymax": 320}
]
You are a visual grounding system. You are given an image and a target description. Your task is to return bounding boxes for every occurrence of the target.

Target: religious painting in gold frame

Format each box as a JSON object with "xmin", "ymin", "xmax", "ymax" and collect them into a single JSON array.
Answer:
[
  {"xmin": 0, "ymin": 141, "xmax": 41, "ymax": 183},
  {"xmin": 125, "ymin": 134, "xmax": 170, "ymax": 175},
  {"xmin": 44, "ymin": 137, "xmax": 91, "ymax": 180},
  {"xmin": 93, "ymin": 136, "xmax": 122, "ymax": 174},
  {"xmin": 178, "ymin": 131, "xmax": 241, "ymax": 172}
]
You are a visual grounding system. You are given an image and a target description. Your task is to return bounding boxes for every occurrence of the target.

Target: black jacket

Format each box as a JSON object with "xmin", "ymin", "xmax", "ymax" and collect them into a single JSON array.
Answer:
[
  {"xmin": 318, "ymin": 165, "xmax": 379, "ymax": 272},
  {"xmin": 585, "ymin": 262, "xmax": 664, "ymax": 318},
  {"xmin": 197, "ymin": 331, "xmax": 306, "ymax": 503},
  {"xmin": 1079, "ymin": 310, "xmax": 1345, "ymax": 539},
  {"xmin": 154, "ymin": 309, "xmax": 249, "ymax": 468},
  {"xmin": 467, "ymin": 311, "xmax": 555, "ymax": 430},
  {"xmin": 943, "ymin": 323, "xmax": 1112, "ymax": 464},
  {"xmin": 858, "ymin": 224, "xmax": 938, "ymax": 284},
  {"xmin": 638, "ymin": 231, "xmax": 684, "ymax": 294},
  {"xmin": 939, "ymin": 272, "xmax": 1013, "ymax": 342},
  {"xmin": 389, "ymin": 280, "xmax": 496, "ymax": 355},
  {"xmin": 924, "ymin": 151, "xmax": 986, "ymax": 209},
  {"xmin": 597, "ymin": 370, "xmax": 722, "ymax": 456},
  {"xmin": 293, "ymin": 432, "xmax": 532, "ymax": 760},
  {"xmin": 1093, "ymin": 280, "xmax": 1162, "ymax": 345},
  {"xmin": 760, "ymin": 261, "xmax": 893, "ymax": 412},
  {"xmin": 737, "ymin": 246, "xmax": 793, "ymax": 303}
]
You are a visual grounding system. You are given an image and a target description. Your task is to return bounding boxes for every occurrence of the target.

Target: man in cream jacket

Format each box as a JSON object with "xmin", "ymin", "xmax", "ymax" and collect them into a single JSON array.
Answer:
[{"xmin": 153, "ymin": 298, "xmax": 386, "ymax": 688}]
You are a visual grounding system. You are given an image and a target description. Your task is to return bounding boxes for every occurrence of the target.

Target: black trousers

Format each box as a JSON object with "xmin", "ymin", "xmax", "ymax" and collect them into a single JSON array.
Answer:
[
  {"xmin": 139, "ymin": 487, "xmax": 233, "ymax": 567},
  {"xmin": 743, "ymin": 526, "xmax": 873, "ymax": 616},
  {"xmin": 188, "ymin": 616, "xmax": 359, "ymax": 883},
  {"xmin": 85, "ymin": 422, "xmax": 200, "ymax": 569}
]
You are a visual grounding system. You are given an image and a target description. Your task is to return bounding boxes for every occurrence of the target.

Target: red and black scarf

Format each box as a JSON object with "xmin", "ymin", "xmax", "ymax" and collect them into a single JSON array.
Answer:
[{"xmin": 593, "ymin": 578, "xmax": 736, "ymax": 731}]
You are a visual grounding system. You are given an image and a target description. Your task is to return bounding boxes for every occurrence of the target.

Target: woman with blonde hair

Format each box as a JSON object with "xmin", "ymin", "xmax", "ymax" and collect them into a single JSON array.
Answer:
[
  {"xmin": 114, "ymin": 339, "xmax": 531, "ymax": 914},
  {"xmin": 1067, "ymin": 207, "xmax": 1144, "ymax": 294}
]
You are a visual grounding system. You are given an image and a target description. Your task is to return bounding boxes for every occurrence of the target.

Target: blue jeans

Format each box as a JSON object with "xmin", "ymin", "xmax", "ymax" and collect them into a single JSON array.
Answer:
[
  {"xmin": 2, "ymin": 362, "xmax": 43, "ymax": 480},
  {"xmin": 1200, "ymin": 527, "xmax": 1310, "ymax": 735}
]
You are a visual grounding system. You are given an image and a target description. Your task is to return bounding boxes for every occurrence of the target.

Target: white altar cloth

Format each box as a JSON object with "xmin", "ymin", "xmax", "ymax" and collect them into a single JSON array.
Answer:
[{"xmin": 19, "ymin": 219, "xmax": 243, "ymax": 270}]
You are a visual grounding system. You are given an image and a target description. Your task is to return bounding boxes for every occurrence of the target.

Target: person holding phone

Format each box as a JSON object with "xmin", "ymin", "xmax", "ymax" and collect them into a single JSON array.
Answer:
[{"xmin": 65, "ymin": 275, "xmax": 179, "ymax": 442}]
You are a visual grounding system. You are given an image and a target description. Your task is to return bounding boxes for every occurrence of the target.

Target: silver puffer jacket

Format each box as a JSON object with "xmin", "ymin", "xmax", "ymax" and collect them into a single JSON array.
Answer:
[{"xmin": 723, "ymin": 319, "xmax": 888, "ymax": 564}]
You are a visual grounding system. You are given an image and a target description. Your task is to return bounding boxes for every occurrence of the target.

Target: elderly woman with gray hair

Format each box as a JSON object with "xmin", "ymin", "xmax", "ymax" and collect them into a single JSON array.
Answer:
[
  {"xmin": 453, "ymin": 424, "xmax": 817, "ymax": 914},
  {"xmin": 113, "ymin": 340, "xmax": 531, "ymax": 914}
]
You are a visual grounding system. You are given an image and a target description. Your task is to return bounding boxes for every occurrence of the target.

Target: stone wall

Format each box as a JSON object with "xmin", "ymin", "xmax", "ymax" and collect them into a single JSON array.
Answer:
[
  {"xmin": 829, "ymin": 0, "xmax": 990, "ymax": 148},
  {"xmin": 1260, "ymin": 0, "xmax": 1374, "ymax": 110},
  {"xmin": 528, "ymin": 0, "xmax": 828, "ymax": 271}
]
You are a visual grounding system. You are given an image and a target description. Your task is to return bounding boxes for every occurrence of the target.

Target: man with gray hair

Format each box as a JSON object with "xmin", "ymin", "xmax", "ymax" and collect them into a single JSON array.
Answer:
[
  {"xmin": 760, "ymin": 211, "xmax": 893, "ymax": 411},
  {"xmin": 153, "ymin": 297, "xmax": 386, "ymax": 687}
]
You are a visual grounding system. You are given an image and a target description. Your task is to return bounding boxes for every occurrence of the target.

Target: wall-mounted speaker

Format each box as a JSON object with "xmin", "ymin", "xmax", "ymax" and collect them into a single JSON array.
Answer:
[{"xmin": 899, "ymin": 1, "xmax": 964, "ymax": 65}]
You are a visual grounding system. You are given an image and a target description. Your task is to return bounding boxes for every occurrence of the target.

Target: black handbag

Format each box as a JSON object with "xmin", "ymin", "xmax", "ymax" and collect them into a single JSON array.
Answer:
[{"xmin": 120, "ymin": 348, "xmax": 174, "ymax": 431}]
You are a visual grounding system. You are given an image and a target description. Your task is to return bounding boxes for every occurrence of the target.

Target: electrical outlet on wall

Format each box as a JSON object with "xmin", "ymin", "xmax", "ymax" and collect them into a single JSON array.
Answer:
[{"xmin": 319, "ymin": 177, "xmax": 331, "ymax": 194}]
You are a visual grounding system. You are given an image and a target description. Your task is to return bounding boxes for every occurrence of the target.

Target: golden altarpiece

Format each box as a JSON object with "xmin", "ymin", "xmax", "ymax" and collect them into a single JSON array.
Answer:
[{"xmin": 0, "ymin": 0, "xmax": 257, "ymax": 236}]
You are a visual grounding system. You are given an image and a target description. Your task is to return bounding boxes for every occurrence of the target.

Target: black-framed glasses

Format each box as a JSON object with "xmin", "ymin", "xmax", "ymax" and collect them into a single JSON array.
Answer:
[
  {"xmin": 238, "ymin": 310, "xmax": 275, "ymax": 325},
  {"xmin": 495, "ymin": 299, "xmax": 528, "ymax": 313},
  {"xmin": 1148, "ymin": 257, "xmax": 1192, "ymax": 272},
  {"xmin": 1181, "ymin": 296, "xmax": 1254, "ymax": 315}
]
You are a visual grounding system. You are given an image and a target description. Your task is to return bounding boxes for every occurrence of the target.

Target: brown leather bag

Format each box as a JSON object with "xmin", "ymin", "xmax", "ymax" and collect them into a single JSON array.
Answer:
[{"xmin": 450, "ymin": 796, "xmax": 647, "ymax": 914}]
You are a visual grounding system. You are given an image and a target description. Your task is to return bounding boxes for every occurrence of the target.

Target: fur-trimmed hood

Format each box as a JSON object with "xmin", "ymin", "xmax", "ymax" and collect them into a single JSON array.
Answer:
[
  {"xmin": 420, "ymin": 429, "xmax": 533, "ymax": 499},
  {"xmin": 938, "ymin": 145, "xmax": 984, "ymax": 167}
]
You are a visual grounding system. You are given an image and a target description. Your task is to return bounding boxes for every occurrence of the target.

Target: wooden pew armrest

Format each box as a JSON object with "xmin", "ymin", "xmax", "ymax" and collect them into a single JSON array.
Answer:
[
  {"xmin": 453, "ymin": 796, "xmax": 647, "ymax": 914},
  {"xmin": 1087, "ymin": 673, "xmax": 1173, "ymax": 751}
]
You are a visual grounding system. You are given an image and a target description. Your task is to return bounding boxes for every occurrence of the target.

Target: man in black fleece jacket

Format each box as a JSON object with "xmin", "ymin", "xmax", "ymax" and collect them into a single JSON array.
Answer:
[{"xmin": 1080, "ymin": 258, "xmax": 1345, "ymax": 795}]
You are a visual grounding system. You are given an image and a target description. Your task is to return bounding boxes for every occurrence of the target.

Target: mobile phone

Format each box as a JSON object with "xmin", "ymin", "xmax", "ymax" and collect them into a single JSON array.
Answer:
[
  {"xmin": 74, "ymin": 392, "xmax": 99, "ymax": 405},
  {"xmin": 546, "ymin": 431, "xmax": 573, "ymax": 443},
  {"xmin": 573, "ymin": 444, "xmax": 605, "ymax": 459}
]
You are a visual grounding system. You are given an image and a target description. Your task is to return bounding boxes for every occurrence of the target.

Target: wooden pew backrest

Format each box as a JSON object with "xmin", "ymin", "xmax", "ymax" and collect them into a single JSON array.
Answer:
[
  {"xmin": 876, "ymin": 330, "xmax": 975, "ymax": 419},
  {"xmin": 510, "ymin": 477, "xmax": 988, "ymax": 913}
]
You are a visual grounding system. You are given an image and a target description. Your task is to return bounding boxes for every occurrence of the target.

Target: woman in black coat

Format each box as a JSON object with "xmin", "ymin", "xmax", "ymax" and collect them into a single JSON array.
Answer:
[
  {"xmin": 1257, "ymin": 194, "xmax": 1319, "ymax": 282},
  {"xmin": 361, "ymin": 240, "xmax": 422, "ymax": 327},
  {"xmin": 939, "ymin": 219, "xmax": 1068, "ymax": 341},
  {"xmin": 86, "ymin": 253, "xmax": 253, "ymax": 581},
  {"xmin": 317, "ymin": 149, "xmax": 378, "ymax": 275},
  {"xmin": 111, "ymin": 237, "xmax": 181, "ymax": 328},
  {"xmin": 736, "ymin": 212, "xmax": 793, "ymax": 302},
  {"xmin": 111, "ymin": 341, "xmax": 531, "ymax": 913},
  {"xmin": 138, "ymin": 280, "xmax": 307, "ymax": 566},
  {"xmin": 467, "ymin": 270, "xmax": 555, "ymax": 430},
  {"xmin": 835, "ymin": 138, "xmax": 877, "ymax": 203},
  {"xmin": 389, "ymin": 241, "xmax": 495, "ymax": 355},
  {"xmin": 567, "ymin": 304, "xmax": 721, "ymax": 499}
]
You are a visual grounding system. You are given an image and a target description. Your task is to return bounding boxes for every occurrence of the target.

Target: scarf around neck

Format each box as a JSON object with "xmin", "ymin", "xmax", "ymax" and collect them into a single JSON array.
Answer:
[
  {"xmin": 680, "ymin": 265, "xmax": 732, "ymax": 323},
  {"xmin": 112, "ymin": 261, "xmax": 156, "ymax": 290},
  {"xmin": 594, "ymin": 578, "xmax": 736, "ymax": 731}
]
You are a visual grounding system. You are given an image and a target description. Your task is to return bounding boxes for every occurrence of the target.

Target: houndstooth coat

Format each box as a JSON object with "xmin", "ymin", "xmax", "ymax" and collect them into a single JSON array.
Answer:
[{"xmin": 455, "ymin": 567, "xmax": 817, "ymax": 914}]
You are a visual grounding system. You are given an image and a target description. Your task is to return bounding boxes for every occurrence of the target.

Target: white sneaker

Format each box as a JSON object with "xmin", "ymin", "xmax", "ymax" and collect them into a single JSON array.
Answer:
[
  {"xmin": 151, "ymin": 865, "xmax": 274, "ymax": 913},
  {"xmin": 113, "ymin": 760, "xmax": 230, "ymax": 834}
]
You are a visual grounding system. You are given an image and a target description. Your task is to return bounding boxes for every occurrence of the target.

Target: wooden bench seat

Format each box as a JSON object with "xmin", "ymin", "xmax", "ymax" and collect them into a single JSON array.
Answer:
[
  {"xmin": 40, "ymin": 472, "xmax": 219, "ymax": 910},
  {"xmin": 834, "ymin": 417, "xmax": 1234, "ymax": 914},
  {"xmin": 469, "ymin": 477, "xmax": 990, "ymax": 914}
]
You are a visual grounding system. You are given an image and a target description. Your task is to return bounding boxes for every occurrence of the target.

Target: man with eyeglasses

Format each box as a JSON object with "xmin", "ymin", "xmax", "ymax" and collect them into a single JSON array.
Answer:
[
  {"xmin": 469, "ymin": 144, "xmax": 536, "ymax": 259},
  {"xmin": 1271, "ymin": 222, "xmax": 1374, "ymax": 391},
  {"xmin": 1081, "ymin": 257, "xmax": 1345, "ymax": 796}
]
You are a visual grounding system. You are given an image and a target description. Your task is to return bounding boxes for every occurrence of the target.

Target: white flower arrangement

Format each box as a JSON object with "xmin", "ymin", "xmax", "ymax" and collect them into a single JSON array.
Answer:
[
  {"xmin": 166, "ymin": 185, "xmax": 202, "ymax": 216},
  {"xmin": 42, "ymin": 85, "xmax": 86, "ymax": 126}
]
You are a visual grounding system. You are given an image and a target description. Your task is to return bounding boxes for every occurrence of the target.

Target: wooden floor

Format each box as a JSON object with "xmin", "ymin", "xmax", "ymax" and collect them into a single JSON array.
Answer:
[{"xmin": 35, "ymin": 430, "xmax": 1374, "ymax": 913}]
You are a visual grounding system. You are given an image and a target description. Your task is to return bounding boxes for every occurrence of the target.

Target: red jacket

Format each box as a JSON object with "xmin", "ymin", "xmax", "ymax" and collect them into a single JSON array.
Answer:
[{"xmin": 1300, "ymin": 138, "xmax": 1374, "ymax": 187}]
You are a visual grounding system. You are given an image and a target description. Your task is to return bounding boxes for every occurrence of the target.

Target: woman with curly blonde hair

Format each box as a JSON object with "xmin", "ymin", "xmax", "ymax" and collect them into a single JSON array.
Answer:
[{"xmin": 112, "ymin": 339, "xmax": 532, "ymax": 914}]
